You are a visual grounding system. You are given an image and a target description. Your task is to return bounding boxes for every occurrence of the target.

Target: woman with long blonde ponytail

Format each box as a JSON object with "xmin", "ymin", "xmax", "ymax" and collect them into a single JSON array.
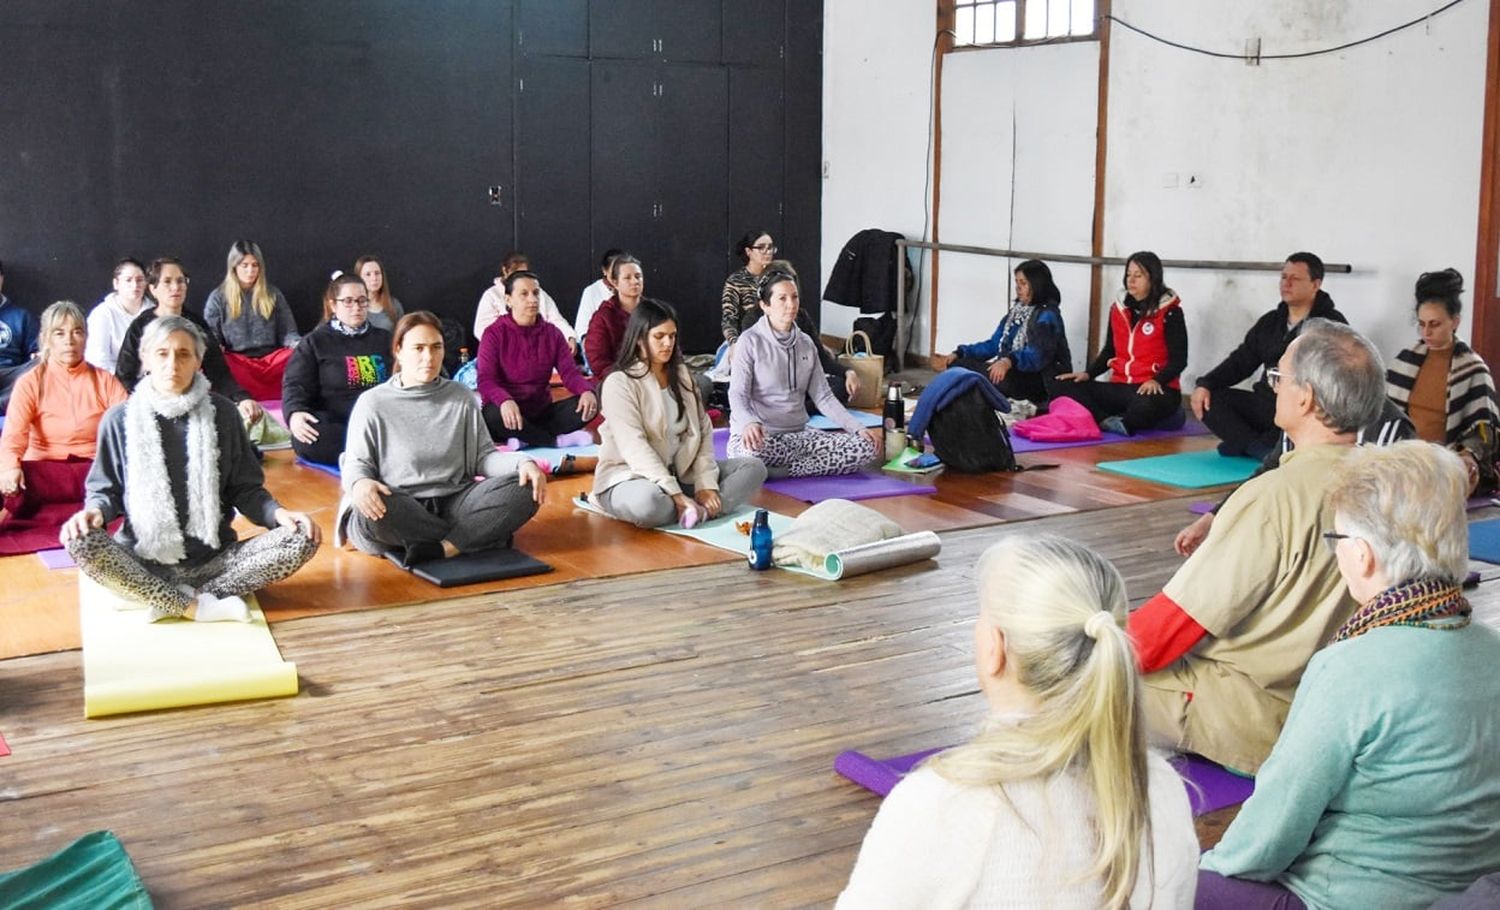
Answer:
[
  {"xmin": 201, "ymin": 240, "xmax": 301, "ymax": 400},
  {"xmin": 838, "ymin": 534, "xmax": 1199, "ymax": 908}
]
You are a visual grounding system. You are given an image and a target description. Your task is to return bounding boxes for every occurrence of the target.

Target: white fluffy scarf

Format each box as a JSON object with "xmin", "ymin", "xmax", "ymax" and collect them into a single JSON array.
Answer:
[{"xmin": 125, "ymin": 373, "xmax": 221, "ymax": 563}]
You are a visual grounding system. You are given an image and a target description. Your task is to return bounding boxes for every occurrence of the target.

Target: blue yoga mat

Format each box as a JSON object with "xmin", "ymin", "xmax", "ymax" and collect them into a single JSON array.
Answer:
[
  {"xmin": 1469, "ymin": 517, "xmax": 1500, "ymax": 563},
  {"xmin": 296, "ymin": 457, "xmax": 341, "ymax": 479},
  {"xmin": 1097, "ymin": 450, "xmax": 1260, "ymax": 489}
]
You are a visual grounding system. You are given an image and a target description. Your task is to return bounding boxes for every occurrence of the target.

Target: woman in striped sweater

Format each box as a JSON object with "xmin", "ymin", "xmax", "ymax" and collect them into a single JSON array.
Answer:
[{"xmin": 1385, "ymin": 268, "xmax": 1498, "ymax": 494}]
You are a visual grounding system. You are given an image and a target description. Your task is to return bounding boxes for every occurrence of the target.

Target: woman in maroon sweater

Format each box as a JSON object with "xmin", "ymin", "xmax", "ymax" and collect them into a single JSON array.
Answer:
[
  {"xmin": 584, "ymin": 253, "xmax": 644, "ymax": 388},
  {"xmin": 477, "ymin": 270, "xmax": 598, "ymax": 447}
]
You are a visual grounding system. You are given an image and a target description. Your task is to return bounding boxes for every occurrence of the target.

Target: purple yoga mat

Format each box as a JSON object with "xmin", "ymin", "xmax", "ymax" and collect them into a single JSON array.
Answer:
[
  {"xmin": 36, "ymin": 548, "xmax": 76, "ymax": 569},
  {"xmin": 764, "ymin": 473, "xmax": 936, "ymax": 503},
  {"xmin": 1189, "ymin": 500, "xmax": 1216, "ymax": 515},
  {"xmin": 1468, "ymin": 496, "xmax": 1498, "ymax": 511},
  {"xmin": 836, "ymin": 747, "xmax": 1254, "ymax": 815},
  {"xmin": 1010, "ymin": 416, "xmax": 1210, "ymax": 454}
]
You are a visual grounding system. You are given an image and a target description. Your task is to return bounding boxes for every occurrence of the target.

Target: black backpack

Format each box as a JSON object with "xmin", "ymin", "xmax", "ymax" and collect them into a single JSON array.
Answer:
[{"xmin": 925, "ymin": 386, "xmax": 1019, "ymax": 474}]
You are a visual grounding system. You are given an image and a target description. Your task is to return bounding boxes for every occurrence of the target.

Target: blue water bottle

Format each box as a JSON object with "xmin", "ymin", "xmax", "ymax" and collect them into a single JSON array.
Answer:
[{"xmin": 748, "ymin": 509, "xmax": 773, "ymax": 570}]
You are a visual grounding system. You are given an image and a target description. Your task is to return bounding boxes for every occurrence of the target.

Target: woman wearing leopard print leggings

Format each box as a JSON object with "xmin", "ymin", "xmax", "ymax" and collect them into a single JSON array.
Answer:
[{"xmin": 60, "ymin": 316, "xmax": 321, "ymax": 622}]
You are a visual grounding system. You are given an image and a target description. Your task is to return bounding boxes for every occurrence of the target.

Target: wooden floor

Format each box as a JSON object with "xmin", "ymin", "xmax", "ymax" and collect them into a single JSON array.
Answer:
[
  {"xmin": 9, "ymin": 424, "xmax": 1494, "ymax": 906},
  {"xmin": 1, "ymin": 426, "xmax": 1223, "ymax": 659}
]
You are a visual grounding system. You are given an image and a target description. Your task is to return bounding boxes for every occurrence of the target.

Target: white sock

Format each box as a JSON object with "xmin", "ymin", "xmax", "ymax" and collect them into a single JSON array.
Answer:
[{"xmin": 193, "ymin": 591, "xmax": 251, "ymax": 623}]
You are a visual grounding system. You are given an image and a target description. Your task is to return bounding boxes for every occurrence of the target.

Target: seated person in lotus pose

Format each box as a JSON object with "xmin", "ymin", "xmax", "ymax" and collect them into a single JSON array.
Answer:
[
  {"xmin": 60, "ymin": 316, "xmax": 320, "ymax": 622},
  {"xmin": 593, "ymin": 299, "xmax": 766, "ymax": 528},
  {"xmin": 282, "ymin": 273, "xmax": 393, "ymax": 466},
  {"xmin": 1129, "ymin": 321, "xmax": 1387, "ymax": 773},
  {"xmin": 1192, "ymin": 252, "xmax": 1346, "ymax": 460},
  {"xmin": 0, "ymin": 258, "xmax": 39, "ymax": 414},
  {"xmin": 728, "ymin": 272, "xmax": 879, "ymax": 477},
  {"xmin": 117, "ymin": 258, "xmax": 263, "ymax": 425},
  {"xmin": 202, "ymin": 240, "xmax": 301, "ymax": 401},
  {"xmin": 473, "ymin": 251, "xmax": 577, "ymax": 353},
  {"xmin": 1049, "ymin": 251, "xmax": 1186, "ymax": 435},
  {"xmin": 477, "ymin": 270, "xmax": 599, "ymax": 449},
  {"xmin": 1386, "ymin": 268, "xmax": 1499, "ymax": 495},
  {"xmin": 839, "ymin": 534, "xmax": 1199, "ymax": 908},
  {"xmin": 1, "ymin": 301, "xmax": 128, "ymax": 530},
  {"xmin": 340, "ymin": 312, "xmax": 547, "ymax": 567},
  {"xmin": 1200, "ymin": 442, "xmax": 1500, "ymax": 910},
  {"xmin": 930, "ymin": 258, "xmax": 1071, "ymax": 407},
  {"xmin": 84, "ymin": 258, "xmax": 151, "ymax": 374}
]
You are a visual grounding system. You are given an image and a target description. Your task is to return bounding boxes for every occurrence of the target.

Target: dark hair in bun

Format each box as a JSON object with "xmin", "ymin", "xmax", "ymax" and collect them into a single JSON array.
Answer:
[{"xmin": 1414, "ymin": 268, "xmax": 1464, "ymax": 317}]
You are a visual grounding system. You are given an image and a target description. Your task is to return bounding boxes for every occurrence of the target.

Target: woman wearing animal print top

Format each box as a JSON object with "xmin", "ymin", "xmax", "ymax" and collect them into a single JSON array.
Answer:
[{"xmin": 281, "ymin": 273, "xmax": 394, "ymax": 466}]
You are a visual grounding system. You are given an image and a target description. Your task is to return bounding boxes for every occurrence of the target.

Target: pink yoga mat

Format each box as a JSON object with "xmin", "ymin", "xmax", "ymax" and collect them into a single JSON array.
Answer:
[
  {"xmin": 835, "ymin": 747, "xmax": 1253, "ymax": 815},
  {"xmin": 764, "ymin": 473, "xmax": 936, "ymax": 503},
  {"xmin": 1010, "ymin": 416, "xmax": 1209, "ymax": 454},
  {"xmin": 0, "ymin": 503, "xmax": 76, "ymax": 556}
]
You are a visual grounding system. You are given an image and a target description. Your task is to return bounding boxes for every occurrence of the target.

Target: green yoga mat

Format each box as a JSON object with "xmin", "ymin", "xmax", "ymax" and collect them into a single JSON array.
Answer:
[
  {"xmin": 1096, "ymin": 450, "xmax": 1261, "ymax": 489},
  {"xmin": 0, "ymin": 831, "xmax": 153, "ymax": 909}
]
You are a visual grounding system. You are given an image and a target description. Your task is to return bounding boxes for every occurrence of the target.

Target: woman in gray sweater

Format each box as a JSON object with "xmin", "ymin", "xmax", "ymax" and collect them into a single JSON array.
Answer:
[
  {"xmin": 727, "ymin": 272, "xmax": 879, "ymax": 477},
  {"xmin": 337, "ymin": 311, "xmax": 547, "ymax": 568}
]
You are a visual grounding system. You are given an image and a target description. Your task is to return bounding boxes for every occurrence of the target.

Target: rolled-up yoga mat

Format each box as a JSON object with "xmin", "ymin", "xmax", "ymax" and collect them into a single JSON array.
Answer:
[{"xmin": 821, "ymin": 530, "xmax": 942, "ymax": 580}]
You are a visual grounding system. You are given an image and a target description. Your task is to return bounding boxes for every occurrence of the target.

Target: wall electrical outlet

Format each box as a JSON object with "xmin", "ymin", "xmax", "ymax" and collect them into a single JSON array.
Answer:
[
  {"xmin": 1162, "ymin": 172, "xmax": 1179, "ymax": 189},
  {"xmin": 488, "ymin": 185, "xmax": 503, "ymax": 205}
]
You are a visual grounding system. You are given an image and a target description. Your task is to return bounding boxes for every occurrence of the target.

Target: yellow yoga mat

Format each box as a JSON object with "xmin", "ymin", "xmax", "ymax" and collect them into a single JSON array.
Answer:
[{"xmin": 80, "ymin": 576, "xmax": 299, "ymax": 718}]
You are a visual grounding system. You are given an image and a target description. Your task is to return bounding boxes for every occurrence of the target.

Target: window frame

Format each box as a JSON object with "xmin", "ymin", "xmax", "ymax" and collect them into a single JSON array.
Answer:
[{"xmin": 943, "ymin": 0, "xmax": 1100, "ymax": 52}]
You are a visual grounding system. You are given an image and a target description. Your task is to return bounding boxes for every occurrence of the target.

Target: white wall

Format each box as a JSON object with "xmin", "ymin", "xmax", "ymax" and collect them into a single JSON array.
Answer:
[
  {"xmin": 819, "ymin": 0, "xmax": 935, "ymax": 343},
  {"xmin": 1106, "ymin": 0, "xmax": 1489, "ymax": 382},
  {"xmin": 821, "ymin": 0, "xmax": 1492, "ymax": 377},
  {"xmin": 933, "ymin": 41, "xmax": 1099, "ymax": 364}
]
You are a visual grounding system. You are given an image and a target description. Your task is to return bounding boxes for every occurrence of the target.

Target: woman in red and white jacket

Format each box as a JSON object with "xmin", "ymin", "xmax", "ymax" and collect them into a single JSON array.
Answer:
[{"xmin": 1049, "ymin": 251, "xmax": 1187, "ymax": 435}]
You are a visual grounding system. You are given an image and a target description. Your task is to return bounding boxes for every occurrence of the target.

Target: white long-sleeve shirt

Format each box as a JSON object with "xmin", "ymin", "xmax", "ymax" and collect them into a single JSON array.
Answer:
[
  {"xmin": 838, "ymin": 752, "xmax": 1199, "ymax": 909},
  {"xmin": 574, "ymin": 278, "xmax": 612, "ymax": 340},
  {"xmin": 85, "ymin": 293, "xmax": 151, "ymax": 374},
  {"xmin": 473, "ymin": 283, "xmax": 575, "ymax": 344}
]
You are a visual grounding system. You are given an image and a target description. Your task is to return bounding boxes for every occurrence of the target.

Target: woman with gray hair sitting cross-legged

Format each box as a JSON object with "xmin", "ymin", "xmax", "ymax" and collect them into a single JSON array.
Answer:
[
  {"xmin": 1198, "ymin": 440, "xmax": 1500, "ymax": 909},
  {"xmin": 60, "ymin": 315, "xmax": 320, "ymax": 622}
]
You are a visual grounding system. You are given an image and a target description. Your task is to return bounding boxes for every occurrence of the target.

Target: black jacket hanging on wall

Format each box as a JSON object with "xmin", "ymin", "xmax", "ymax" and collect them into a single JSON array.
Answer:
[{"xmin": 823, "ymin": 229, "xmax": 908, "ymax": 314}]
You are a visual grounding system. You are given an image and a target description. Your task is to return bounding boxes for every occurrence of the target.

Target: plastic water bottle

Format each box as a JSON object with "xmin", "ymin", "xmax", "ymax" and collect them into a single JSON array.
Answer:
[
  {"xmin": 459, "ymin": 347, "xmax": 471, "ymax": 365},
  {"xmin": 748, "ymin": 509, "xmax": 773, "ymax": 570}
]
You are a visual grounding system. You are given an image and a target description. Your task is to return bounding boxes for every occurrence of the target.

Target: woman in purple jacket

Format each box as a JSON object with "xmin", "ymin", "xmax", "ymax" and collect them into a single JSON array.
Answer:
[{"xmin": 476, "ymin": 270, "xmax": 598, "ymax": 448}]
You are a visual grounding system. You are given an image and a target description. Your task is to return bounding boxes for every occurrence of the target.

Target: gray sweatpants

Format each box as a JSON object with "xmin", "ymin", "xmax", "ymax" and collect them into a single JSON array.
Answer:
[
  {"xmin": 594, "ymin": 457, "xmax": 767, "ymax": 528},
  {"xmin": 348, "ymin": 474, "xmax": 540, "ymax": 555}
]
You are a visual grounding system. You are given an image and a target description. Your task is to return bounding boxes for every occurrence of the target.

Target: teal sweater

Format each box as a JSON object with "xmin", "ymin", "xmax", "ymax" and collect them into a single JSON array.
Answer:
[{"xmin": 1201, "ymin": 622, "xmax": 1500, "ymax": 909}]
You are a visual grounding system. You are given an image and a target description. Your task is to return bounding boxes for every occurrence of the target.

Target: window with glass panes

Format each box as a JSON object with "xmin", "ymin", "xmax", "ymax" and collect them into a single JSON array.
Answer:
[{"xmin": 951, "ymin": 0, "xmax": 1097, "ymax": 47}]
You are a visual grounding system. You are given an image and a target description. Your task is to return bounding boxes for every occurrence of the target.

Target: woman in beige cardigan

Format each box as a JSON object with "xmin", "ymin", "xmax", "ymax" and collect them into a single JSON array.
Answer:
[{"xmin": 593, "ymin": 300, "xmax": 766, "ymax": 528}]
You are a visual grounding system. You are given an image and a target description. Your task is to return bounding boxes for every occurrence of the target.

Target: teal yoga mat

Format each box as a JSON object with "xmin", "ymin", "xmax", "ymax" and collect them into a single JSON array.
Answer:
[
  {"xmin": 1096, "ymin": 450, "xmax": 1260, "ymax": 489},
  {"xmin": 0, "ymin": 831, "xmax": 153, "ymax": 909},
  {"xmin": 1468, "ymin": 517, "xmax": 1500, "ymax": 563}
]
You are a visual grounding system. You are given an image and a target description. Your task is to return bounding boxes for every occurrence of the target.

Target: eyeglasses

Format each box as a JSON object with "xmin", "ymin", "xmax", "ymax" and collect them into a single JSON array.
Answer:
[
  {"xmin": 1321, "ymin": 531, "xmax": 1356, "ymax": 555},
  {"xmin": 334, "ymin": 296, "xmax": 370, "ymax": 308},
  {"xmin": 1265, "ymin": 367, "xmax": 1284, "ymax": 390},
  {"xmin": 751, "ymin": 243, "xmax": 778, "ymax": 253}
]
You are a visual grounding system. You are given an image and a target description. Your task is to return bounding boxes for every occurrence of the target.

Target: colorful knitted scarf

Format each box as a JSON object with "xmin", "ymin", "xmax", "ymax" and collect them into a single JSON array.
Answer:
[{"xmin": 1331, "ymin": 578, "xmax": 1471, "ymax": 644}]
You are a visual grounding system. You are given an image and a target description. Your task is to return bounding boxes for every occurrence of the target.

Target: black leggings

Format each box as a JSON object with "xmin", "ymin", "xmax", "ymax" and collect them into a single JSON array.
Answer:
[
  {"xmin": 950, "ymin": 357, "xmax": 1049, "ymax": 404},
  {"xmin": 289, "ymin": 409, "xmax": 348, "ymax": 467},
  {"xmin": 482, "ymin": 397, "xmax": 587, "ymax": 447},
  {"xmin": 1046, "ymin": 376, "xmax": 1182, "ymax": 433}
]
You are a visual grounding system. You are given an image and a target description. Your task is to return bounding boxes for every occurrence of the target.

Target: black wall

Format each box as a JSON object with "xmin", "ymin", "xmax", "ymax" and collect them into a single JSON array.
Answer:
[{"xmin": 0, "ymin": 0, "xmax": 823, "ymax": 354}]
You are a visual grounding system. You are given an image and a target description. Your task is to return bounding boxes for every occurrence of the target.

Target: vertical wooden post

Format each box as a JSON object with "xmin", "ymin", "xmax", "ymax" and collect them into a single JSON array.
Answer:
[
  {"xmin": 1473, "ymin": 0, "xmax": 1500, "ymax": 365},
  {"xmin": 1087, "ymin": 0, "xmax": 1113, "ymax": 360},
  {"xmin": 928, "ymin": 1, "xmax": 956, "ymax": 362}
]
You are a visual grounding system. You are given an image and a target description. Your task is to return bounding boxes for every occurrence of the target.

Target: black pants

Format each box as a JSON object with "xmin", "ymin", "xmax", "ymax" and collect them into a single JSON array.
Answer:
[
  {"xmin": 1202, "ymin": 386, "xmax": 1278, "ymax": 458},
  {"xmin": 482, "ymin": 397, "xmax": 587, "ymax": 447},
  {"xmin": 289, "ymin": 410, "xmax": 348, "ymax": 467},
  {"xmin": 1046, "ymin": 376, "xmax": 1182, "ymax": 433},
  {"xmin": 950, "ymin": 357, "xmax": 1049, "ymax": 404}
]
